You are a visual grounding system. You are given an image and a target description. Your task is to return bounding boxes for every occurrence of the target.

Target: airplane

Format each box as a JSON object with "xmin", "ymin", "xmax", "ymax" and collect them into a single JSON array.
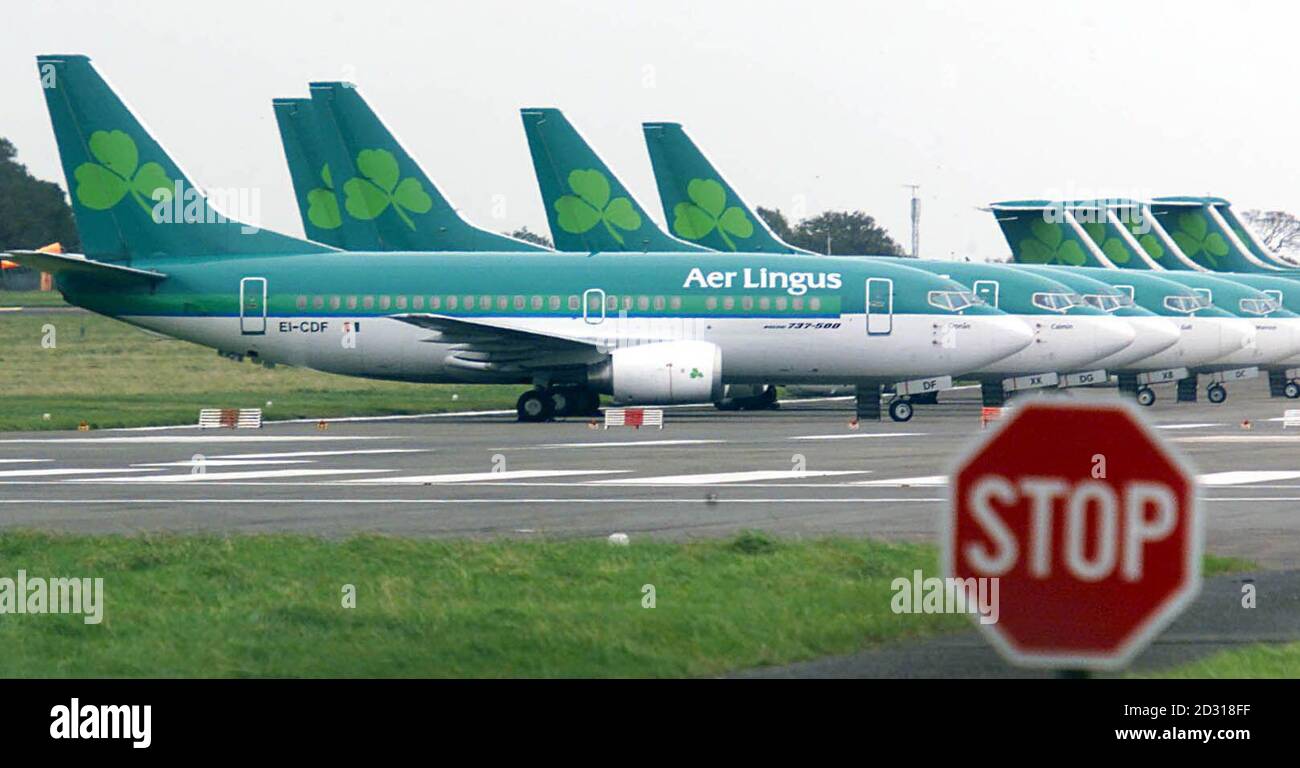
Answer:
[
  {"xmin": 9, "ymin": 55, "xmax": 1036, "ymax": 424},
  {"xmin": 631, "ymin": 122, "xmax": 1138, "ymax": 411},
  {"xmin": 992, "ymin": 199, "xmax": 1300, "ymax": 400}
]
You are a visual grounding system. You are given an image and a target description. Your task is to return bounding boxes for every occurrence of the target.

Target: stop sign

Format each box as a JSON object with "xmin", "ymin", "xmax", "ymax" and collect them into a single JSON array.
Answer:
[{"xmin": 945, "ymin": 401, "xmax": 1201, "ymax": 670}]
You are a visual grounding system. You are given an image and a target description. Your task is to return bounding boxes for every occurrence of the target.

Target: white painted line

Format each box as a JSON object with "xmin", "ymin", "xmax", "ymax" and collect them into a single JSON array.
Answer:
[
  {"xmin": 0, "ymin": 497, "xmax": 946, "ymax": 505},
  {"xmin": 345, "ymin": 469, "xmax": 630, "ymax": 485},
  {"xmin": 1173, "ymin": 435, "xmax": 1300, "ymax": 443},
  {"xmin": 0, "ymin": 459, "xmax": 51, "ymax": 464},
  {"xmin": 852, "ymin": 475, "xmax": 949, "ymax": 487},
  {"xmin": 0, "ymin": 468, "xmax": 151, "ymax": 478},
  {"xmin": 68, "ymin": 469, "xmax": 393, "ymax": 483},
  {"xmin": 589, "ymin": 470, "xmax": 869, "ymax": 485},
  {"xmin": 790, "ymin": 432, "xmax": 927, "ymax": 441},
  {"xmin": 533, "ymin": 440, "xmax": 724, "ymax": 449},
  {"xmin": 0, "ymin": 436, "xmax": 397, "ymax": 445},
  {"xmin": 131, "ymin": 459, "xmax": 316, "ymax": 468},
  {"xmin": 275, "ymin": 409, "xmax": 513, "ymax": 424},
  {"xmin": 1156, "ymin": 423, "xmax": 1223, "ymax": 430},
  {"xmin": 1197, "ymin": 470, "xmax": 1300, "ymax": 486},
  {"xmin": 209, "ymin": 449, "xmax": 429, "ymax": 459}
]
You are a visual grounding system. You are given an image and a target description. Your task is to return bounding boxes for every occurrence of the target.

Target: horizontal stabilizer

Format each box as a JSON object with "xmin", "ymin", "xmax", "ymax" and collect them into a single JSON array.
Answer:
[{"xmin": 1, "ymin": 250, "xmax": 166, "ymax": 285}]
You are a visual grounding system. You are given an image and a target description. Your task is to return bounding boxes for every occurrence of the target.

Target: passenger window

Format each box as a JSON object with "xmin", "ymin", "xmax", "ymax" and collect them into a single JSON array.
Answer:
[
  {"xmin": 514, "ymin": 295, "xmax": 525, "ymax": 310},
  {"xmin": 670, "ymin": 296, "xmax": 682, "ymax": 310},
  {"xmin": 479, "ymin": 296, "xmax": 492, "ymax": 310},
  {"xmin": 395, "ymin": 296, "xmax": 407, "ymax": 310},
  {"xmin": 412, "ymin": 296, "xmax": 424, "ymax": 310},
  {"xmin": 723, "ymin": 297, "xmax": 735, "ymax": 310},
  {"xmin": 379, "ymin": 296, "xmax": 391, "ymax": 310},
  {"xmin": 495, "ymin": 296, "xmax": 508, "ymax": 310},
  {"xmin": 775, "ymin": 297, "xmax": 788, "ymax": 311},
  {"xmin": 792, "ymin": 297, "xmax": 804, "ymax": 311},
  {"xmin": 295, "ymin": 296, "xmax": 307, "ymax": 310},
  {"xmin": 329, "ymin": 296, "xmax": 341, "ymax": 311},
  {"xmin": 549, "ymin": 296, "xmax": 561, "ymax": 311},
  {"xmin": 444, "ymin": 296, "xmax": 456, "ymax": 310},
  {"xmin": 706, "ymin": 297, "xmax": 718, "ymax": 310},
  {"xmin": 607, "ymin": 295, "xmax": 619, "ymax": 311},
  {"xmin": 568, "ymin": 295, "xmax": 580, "ymax": 311},
  {"xmin": 759, "ymin": 296, "xmax": 771, "ymax": 311},
  {"xmin": 653, "ymin": 296, "xmax": 665, "ymax": 311},
  {"xmin": 809, "ymin": 297, "xmax": 821, "ymax": 311},
  {"xmin": 312, "ymin": 296, "xmax": 324, "ymax": 310},
  {"xmin": 464, "ymin": 295, "xmax": 475, "ymax": 310},
  {"xmin": 346, "ymin": 296, "xmax": 358, "ymax": 310},
  {"xmin": 531, "ymin": 296, "xmax": 543, "ymax": 310},
  {"xmin": 742, "ymin": 296, "xmax": 754, "ymax": 310}
]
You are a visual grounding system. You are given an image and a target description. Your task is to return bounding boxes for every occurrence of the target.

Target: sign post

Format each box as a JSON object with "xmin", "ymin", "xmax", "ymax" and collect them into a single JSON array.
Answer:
[{"xmin": 945, "ymin": 401, "xmax": 1201, "ymax": 671}]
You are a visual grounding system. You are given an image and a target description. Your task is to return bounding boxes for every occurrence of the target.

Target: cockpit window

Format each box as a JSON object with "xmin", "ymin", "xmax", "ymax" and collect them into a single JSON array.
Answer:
[
  {"xmin": 927, "ymin": 290, "xmax": 981, "ymax": 312},
  {"xmin": 1030, "ymin": 292, "xmax": 1078, "ymax": 312},
  {"xmin": 1163, "ymin": 294, "xmax": 1211, "ymax": 314},
  {"xmin": 1240, "ymin": 297, "xmax": 1281, "ymax": 316},
  {"xmin": 1081, "ymin": 293, "xmax": 1135, "ymax": 312}
]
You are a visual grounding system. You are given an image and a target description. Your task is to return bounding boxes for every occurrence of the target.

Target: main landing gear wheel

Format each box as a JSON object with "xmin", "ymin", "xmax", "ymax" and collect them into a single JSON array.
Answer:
[
  {"xmin": 1136, "ymin": 387, "xmax": 1156, "ymax": 407},
  {"xmin": 1207, "ymin": 383, "xmax": 1228, "ymax": 404},
  {"xmin": 1285, "ymin": 381, "xmax": 1300, "ymax": 399},
  {"xmin": 888, "ymin": 398, "xmax": 914, "ymax": 422},
  {"xmin": 516, "ymin": 390, "xmax": 555, "ymax": 422}
]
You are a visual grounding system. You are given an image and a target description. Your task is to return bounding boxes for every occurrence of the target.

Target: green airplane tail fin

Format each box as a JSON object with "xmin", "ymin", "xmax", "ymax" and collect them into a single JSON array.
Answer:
[
  {"xmin": 520, "ymin": 108, "xmax": 705, "ymax": 253},
  {"xmin": 1152, "ymin": 197, "xmax": 1284, "ymax": 273},
  {"xmin": 641, "ymin": 122, "xmax": 802, "ymax": 254},
  {"xmin": 272, "ymin": 97, "xmax": 349, "ymax": 248},
  {"xmin": 36, "ymin": 54, "xmax": 330, "ymax": 264},
  {"xmin": 308, "ymin": 82, "xmax": 545, "ymax": 252}
]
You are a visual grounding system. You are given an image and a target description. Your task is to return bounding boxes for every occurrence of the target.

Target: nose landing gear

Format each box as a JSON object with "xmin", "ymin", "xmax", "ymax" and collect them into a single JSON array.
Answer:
[
  {"xmin": 887, "ymin": 397, "xmax": 914, "ymax": 422},
  {"xmin": 1206, "ymin": 383, "xmax": 1228, "ymax": 404},
  {"xmin": 1135, "ymin": 387, "xmax": 1156, "ymax": 407}
]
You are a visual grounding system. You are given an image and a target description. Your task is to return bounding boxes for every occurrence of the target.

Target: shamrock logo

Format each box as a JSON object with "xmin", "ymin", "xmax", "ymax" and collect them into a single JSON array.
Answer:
[
  {"xmin": 689, "ymin": 368, "xmax": 703, "ymax": 379},
  {"xmin": 554, "ymin": 169, "xmax": 641, "ymax": 245},
  {"xmin": 1169, "ymin": 213, "xmax": 1229, "ymax": 267},
  {"xmin": 1018, "ymin": 218, "xmax": 1086, "ymax": 265},
  {"xmin": 1123, "ymin": 218, "xmax": 1165, "ymax": 263},
  {"xmin": 1080, "ymin": 222, "xmax": 1130, "ymax": 265},
  {"xmin": 342, "ymin": 149, "xmax": 433, "ymax": 230},
  {"xmin": 306, "ymin": 164, "xmax": 341, "ymax": 230},
  {"xmin": 73, "ymin": 130, "xmax": 174, "ymax": 214},
  {"xmin": 671, "ymin": 178, "xmax": 754, "ymax": 251}
]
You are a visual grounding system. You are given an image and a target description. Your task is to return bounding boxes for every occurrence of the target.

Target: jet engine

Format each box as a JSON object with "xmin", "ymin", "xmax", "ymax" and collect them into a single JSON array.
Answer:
[{"xmin": 589, "ymin": 341, "xmax": 723, "ymax": 404}]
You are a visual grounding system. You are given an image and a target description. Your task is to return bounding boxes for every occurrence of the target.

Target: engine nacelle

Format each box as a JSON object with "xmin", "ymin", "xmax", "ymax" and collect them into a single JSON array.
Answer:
[{"xmin": 589, "ymin": 341, "xmax": 723, "ymax": 405}]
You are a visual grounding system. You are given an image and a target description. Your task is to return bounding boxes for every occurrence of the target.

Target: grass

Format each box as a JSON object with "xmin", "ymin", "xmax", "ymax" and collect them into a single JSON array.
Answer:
[
  {"xmin": 0, "ymin": 289, "xmax": 69, "ymax": 308},
  {"xmin": 1148, "ymin": 643, "xmax": 1300, "ymax": 678},
  {"xmin": 0, "ymin": 531, "xmax": 967, "ymax": 678},
  {"xmin": 0, "ymin": 312, "xmax": 523, "ymax": 430}
]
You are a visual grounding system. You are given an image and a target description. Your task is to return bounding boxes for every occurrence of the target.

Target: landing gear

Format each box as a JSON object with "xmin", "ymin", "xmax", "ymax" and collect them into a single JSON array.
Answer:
[
  {"xmin": 888, "ymin": 397, "xmax": 914, "ymax": 422},
  {"xmin": 1136, "ymin": 387, "xmax": 1156, "ymax": 407},
  {"xmin": 516, "ymin": 389, "xmax": 555, "ymax": 422},
  {"xmin": 540, "ymin": 386, "xmax": 601, "ymax": 419},
  {"xmin": 1207, "ymin": 383, "xmax": 1227, "ymax": 404},
  {"xmin": 1286, "ymin": 381, "xmax": 1300, "ymax": 399}
]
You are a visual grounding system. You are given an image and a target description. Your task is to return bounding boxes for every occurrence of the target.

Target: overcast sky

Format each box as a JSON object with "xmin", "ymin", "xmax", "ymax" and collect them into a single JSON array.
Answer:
[{"xmin": 5, "ymin": 0, "xmax": 1298, "ymax": 259}]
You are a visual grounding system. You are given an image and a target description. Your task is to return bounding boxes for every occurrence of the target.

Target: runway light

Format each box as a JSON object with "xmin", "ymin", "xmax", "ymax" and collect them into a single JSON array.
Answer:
[{"xmin": 607, "ymin": 533, "xmax": 630, "ymax": 546}]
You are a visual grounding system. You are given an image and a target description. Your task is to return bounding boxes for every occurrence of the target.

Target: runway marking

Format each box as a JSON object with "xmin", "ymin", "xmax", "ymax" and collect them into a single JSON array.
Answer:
[
  {"xmin": 209, "ymin": 449, "xmax": 429, "ymax": 459},
  {"xmin": 789, "ymin": 432, "xmax": 927, "ymax": 441},
  {"xmin": 852, "ymin": 475, "xmax": 948, "ymax": 487},
  {"xmin": 532, "ymin": 439, "xmax": 724, "ymax": 449},
  {"xmin": 0, "ymin": 497, "xmax": 945, "ymax": 505},
  {"xmin": 1173, "ymin": 435, "xmax": 1300, "ymax": 444},
  {"xmin": 0, "ymin": 468, "xmax": 151, "ymax": 478},
  {"xmin": 589, "ymin": 470, "xmax": 869, "ymax": 485},
  {"xmin": 1157, "ymin": 423, "xmax": 1223, "ymax": 430},
  {"xmin": 68, "ymin": 469, "xmax": 392, "ymax": 483},
  {"xmin": 132, "ymin": 459, "xmax": 316, "ymax": 468},
  {"xmin": 0, "ymin": 459, "xmax": 51, "ymax": 464},
  {"xmin": 345, "ymin": 469, "xmax": 629, "ymax": 485},
  {"xmin": 0, "ymin": 436, "xmax": 397, "ymax": 445},
  {"xmin": 1198, "ymin": 471, "xmax": 1300, "ymax": 486}
]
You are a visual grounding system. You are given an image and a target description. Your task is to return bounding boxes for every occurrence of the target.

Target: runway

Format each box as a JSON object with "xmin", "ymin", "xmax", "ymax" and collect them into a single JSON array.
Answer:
[{"xmin": 2, "ymin": 386, "xmax": 1300, "ymax": 567}]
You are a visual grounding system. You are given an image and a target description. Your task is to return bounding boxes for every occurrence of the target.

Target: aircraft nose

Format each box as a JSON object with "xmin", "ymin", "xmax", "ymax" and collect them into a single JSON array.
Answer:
[
  {"xmin": 1113, "ymin": 317, "xmax": 1180, "ymax": 367},
  {"xmin": 1087, "ymin": 317, "xmax": 1137, "ymax": 360},
  {"xmin": 988, "ymin": 316, "xmax": 1035, "ymax": 360},
  {"xmin": 1212, "ymin": 319, "xmax": 1258, "ymax": 361}
]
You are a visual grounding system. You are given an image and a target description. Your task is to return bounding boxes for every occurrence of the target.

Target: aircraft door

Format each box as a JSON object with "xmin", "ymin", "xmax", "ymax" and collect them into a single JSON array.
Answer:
[
  {"xmin": 973, "ymin": 280, "xmax": 999, "ymax": 308},
  {"xmin": 240, "ymin": 277, "xmax": 267, "ymax": 335},
  {"xmin": 866, "ymin": 278, "xmax": 893, "ymax": 335}
]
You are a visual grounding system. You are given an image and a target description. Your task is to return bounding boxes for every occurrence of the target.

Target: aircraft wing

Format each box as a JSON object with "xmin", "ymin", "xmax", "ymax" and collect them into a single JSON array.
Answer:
[
  {"xmin": 387, "ymin": 313, "xmax": 607, "ymax": 373},
  {"xmin": 1, "ymin": 251, "xmax": 167, "ymax": 285}
]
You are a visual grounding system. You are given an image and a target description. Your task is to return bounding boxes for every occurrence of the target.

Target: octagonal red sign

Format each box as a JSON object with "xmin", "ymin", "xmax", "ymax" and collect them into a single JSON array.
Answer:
[{"xmin": 944, "ymin": 400, "xmax": 1201, "ymax": 670}]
